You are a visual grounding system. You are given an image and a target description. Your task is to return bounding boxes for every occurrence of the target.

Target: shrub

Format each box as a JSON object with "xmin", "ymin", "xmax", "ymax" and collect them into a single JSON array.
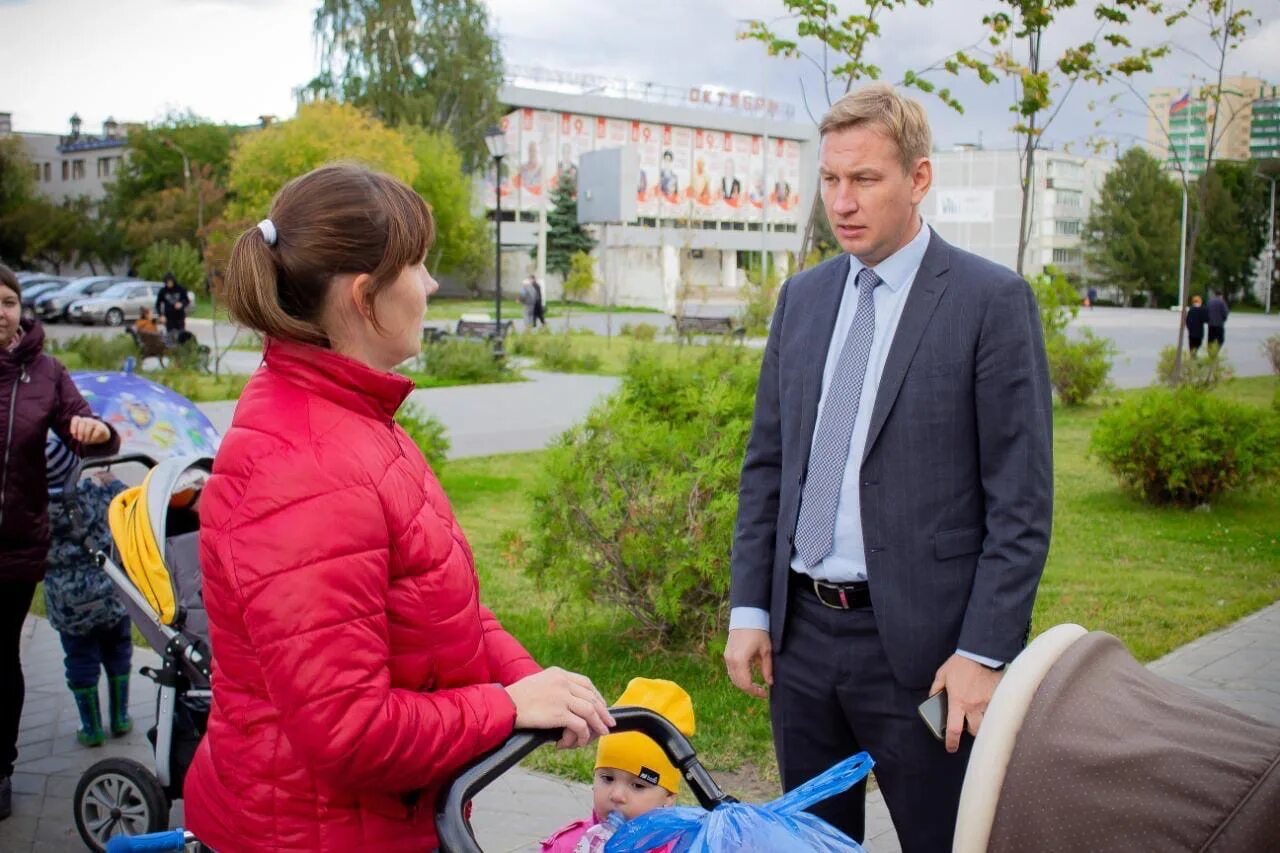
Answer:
[
  {"xmin": 508, "ymin": 332, "xmax": 601, "ymax": 373},
  {"xmin": 411, "ymin": 339, "xmax": 511, "ymax": 384},
  {"xmin": 1029, "ymin": 266, "xmax": 1080, "ymax": 338},
  {"xmin": 149, "ymin": 369, "xmax": 248, "ymax": 403},
  {"xmin": 136, "ymin": 241, "xmax": 204, "ymax": 291},
  {"xmin": 1156, "ymin": 344, "xmax": 1235, "ymax": 390},
  {"xmin": 1263, "ymin": 334, "xmax": 1280, "ymax": 376},
  {"xmin": 396, "ymin": 403, "xmax": 450, "ymax": 472},
  {"xmin": 1047, "ymin": 331, "xmax": 1114, "ymax": 406},
  {"xmin": 46, "ymin": 334, "xmax": 138, "ymax": 371},
  {"xmin": 620, "ymin": 322, "xmax": 658, "ymax": 342},
  {"xmin": 524, "ymin": 345, "xmax": 760, "ymax": 644},
  {"xmin": 1091, "ymin": 387, "xmax": 1280, "ymax": 507}
]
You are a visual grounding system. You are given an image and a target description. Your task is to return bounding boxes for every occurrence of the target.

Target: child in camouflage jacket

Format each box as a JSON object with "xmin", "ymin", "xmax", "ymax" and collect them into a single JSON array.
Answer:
[{"xmin": 43, "ymin": 436, "xmax": 132, "ymax": 747}]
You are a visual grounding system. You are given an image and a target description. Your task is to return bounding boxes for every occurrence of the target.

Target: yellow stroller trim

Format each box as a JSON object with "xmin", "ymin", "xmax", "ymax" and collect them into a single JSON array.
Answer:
[{"xmin": 108, "ymin": 468, "xmax": 177, "ymax": 625}]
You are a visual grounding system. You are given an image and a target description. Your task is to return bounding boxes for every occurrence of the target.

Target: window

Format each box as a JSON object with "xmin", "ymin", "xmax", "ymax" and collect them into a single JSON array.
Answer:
[
  {"xmin": 62, "ymin": 161, "xmax": 69, "ymax": 180},
  {"xmin": 33, "ymin": 163, "xmax": 41, "ymax": 181},
  {"xmin": 1055, "ymin": 220, "xmax": 1082, "ymax": 236},
  {"xmin": 72, "ymin": 160, "xmax": 85, "ymax": 180},
  {"xmin": 97, "ymin": 157, "xmax": 112, "ymax": 178},
  {"xmin": 43, "ymin": 163, "xmax": 50, "ymax": 182},
  {"xmin": 1052, "ymin": 248, "xmax": 1082, "ymax": 264},
  {"xmin": 1056, "ymin": 189, "xmax": 1082, "ymax": 208}
]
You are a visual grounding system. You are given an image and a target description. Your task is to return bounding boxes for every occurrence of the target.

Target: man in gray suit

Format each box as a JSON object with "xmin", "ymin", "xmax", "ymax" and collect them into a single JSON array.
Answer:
[{"xmin": 724, "ymin": 84, "xmax": 1052, "ymax": 852}]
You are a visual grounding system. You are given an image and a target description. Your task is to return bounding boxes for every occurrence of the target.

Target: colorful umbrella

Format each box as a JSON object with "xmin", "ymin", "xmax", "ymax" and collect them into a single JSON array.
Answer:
[{"xmin": 72, "ymin": 371, "xmax": 221, "ymax": 460}]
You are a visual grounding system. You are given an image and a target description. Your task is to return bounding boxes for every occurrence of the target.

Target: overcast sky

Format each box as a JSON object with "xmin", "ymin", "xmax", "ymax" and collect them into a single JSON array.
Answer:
[{"xmin": 3, "ymin": 0, "xmax": 1279, "ymax": 154}]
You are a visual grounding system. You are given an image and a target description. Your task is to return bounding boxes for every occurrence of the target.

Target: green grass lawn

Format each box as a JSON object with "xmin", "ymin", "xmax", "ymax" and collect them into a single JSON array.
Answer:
[
  {"xmin": 511, "ymin": 331, "xmax": 723, "ymax": 376},
  {"xmin": 441, "ymin": 375, "xmax": 1280, "ymax": 794},
  {"xmin": 426, "ymin": 298, "xmax": 662, "ymax": 322}
]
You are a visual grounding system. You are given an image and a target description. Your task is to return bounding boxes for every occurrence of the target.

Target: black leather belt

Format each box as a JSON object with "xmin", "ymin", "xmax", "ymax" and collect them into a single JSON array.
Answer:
[{"xmin": 791, "ymin": 570, "xmax": 872, "ymax": 610}]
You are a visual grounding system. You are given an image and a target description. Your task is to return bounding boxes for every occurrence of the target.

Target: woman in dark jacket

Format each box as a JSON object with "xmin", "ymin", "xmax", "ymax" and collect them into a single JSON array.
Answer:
[
  {"xmin": 1185, "ymin": 294, "xmax": 1209, "ymax": 356},
  {"xmin": 0, "ymin": 264, "xmax": 118, "ymax": 821}
]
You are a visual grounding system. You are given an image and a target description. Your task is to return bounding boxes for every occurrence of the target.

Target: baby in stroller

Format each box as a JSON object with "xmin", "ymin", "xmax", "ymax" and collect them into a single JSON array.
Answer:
[
  {"xmin": 42, "ymin": 435, "xmax": 133, "ymax": 747},
  {"xmin": 540, "ymin": 678, "xmax": 694, "ymax": 853}
]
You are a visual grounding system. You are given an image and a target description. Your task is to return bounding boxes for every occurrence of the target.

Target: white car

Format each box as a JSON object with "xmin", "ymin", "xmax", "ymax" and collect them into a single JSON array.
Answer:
[{"xmin": 68, "ymin": 282, "xmax": 163, "ymax": 326}]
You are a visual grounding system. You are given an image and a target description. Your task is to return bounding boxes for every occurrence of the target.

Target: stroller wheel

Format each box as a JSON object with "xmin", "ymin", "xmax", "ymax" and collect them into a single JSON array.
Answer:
[{"xmin": 73, "ymin": 757, "xmax": 171, "ymax": 852}]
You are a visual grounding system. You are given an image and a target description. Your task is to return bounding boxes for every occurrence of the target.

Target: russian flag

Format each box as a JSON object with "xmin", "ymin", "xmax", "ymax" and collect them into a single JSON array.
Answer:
[{"xmin": 1169, "ymin": 91, "xmax": 1191, "ymax": 115}]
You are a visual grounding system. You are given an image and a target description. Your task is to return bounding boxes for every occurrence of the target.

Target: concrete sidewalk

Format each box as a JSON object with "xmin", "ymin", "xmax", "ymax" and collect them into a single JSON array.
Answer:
[{"xmin": 6, "ymin": 602, "xmax": 1280, "ymax": 851}]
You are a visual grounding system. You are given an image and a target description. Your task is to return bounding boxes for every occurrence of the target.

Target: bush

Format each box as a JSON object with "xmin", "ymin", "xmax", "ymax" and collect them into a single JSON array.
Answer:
[
  {"xmin": 149, "ymin": 368, "xmax": 248, "ymax": 403},
  {"xmin": 1156, "ymin": 344, "xmax": 1235, "ymax": 390},
  {"xmin": 396, "ymin": 403, "xmax": 450, "ymax": 472},
  {"xmin": 1263, "ymin": 334, "xmax": 1280, "ymax": 376},
  {"xmin": 410, "ymin": 339, "xmax": 511, "ymax": 384},
  {"xmin": 1029, "ymin": 266, "xmax": 1080, "ymax": 338},
  {"xmin": 620, "ymin": 322, "xmax": 658, "ymax": 342},
  {"xmin": 136, "ymin": 241, "xmax": 203, "ymax": 291},
  {"xmin": 46, "ymin": 334, "xmax": 138, "ymax": 371},
  {"xmin": 508, "ymin": 332, "xmax": 601, "ymax": 373},
  {"xmin": 524, "ymin": 345, "xmax": 760, "ymax": 644},
  {"xmin": 1047, "ymin": 331, "xmax": 1114, "ymax": 406},
  {"xmin": 1091, "ymin": 387, "xmax": 1280, "ymax": 506}
]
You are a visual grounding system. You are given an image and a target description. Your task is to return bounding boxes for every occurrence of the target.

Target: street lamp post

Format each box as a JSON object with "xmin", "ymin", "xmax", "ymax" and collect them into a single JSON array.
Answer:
[{"xmin": 484, "ymin": 126, "xmax": 508, "ymax": 353}]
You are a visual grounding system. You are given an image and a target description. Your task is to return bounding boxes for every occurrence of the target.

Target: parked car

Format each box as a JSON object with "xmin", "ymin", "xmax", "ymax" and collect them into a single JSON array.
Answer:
[
  {"xmin": 34, "ymin": 275, "xmax": 129, "ymax": 322},
  {"xmin": 69, "ymin": 281, "xmax": 163, "ymax": 326},
  {"xmin": 17, "ymin": 277, "xmax": 71, "ymax": 320}
]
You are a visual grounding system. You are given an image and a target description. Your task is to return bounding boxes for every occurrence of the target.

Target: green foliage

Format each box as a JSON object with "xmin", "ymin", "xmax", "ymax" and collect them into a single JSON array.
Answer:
[
  {"xmin": 136, "ymin": 241, "xmax": 203, "ymax": 290},
  {"xmin": 524, "ymin": 346, "xmax": 761, "ymax": 643},
  {"xmin": 148, "ymin": 368, "xmax": 247, "ymax": 403},
  {"xmin": 1157, "ymin": 344, "xmax": 1235, "ymax": 390},
  {"xmin": 402, "ymin": 128, "xmax": 489, "ymax": 281},
  {"xmin": 1084, "ymin": 148, "xmax": 1181, "ymax": 306},
  {"xmin": 1029, "ymin": 265, "xmax": 1080, "ymax": 337},
  {"xmin": 396, "ymin": 402, "xmax": 451, "ymax": 473},
  {"xmin": 619, "ymin": 322, "xmax": 658, "ymax": 342},
  {"xmin": 544, "ymin": 174, "xmax": 596, "ymax": 279},
  {"xmin": 741, "ymin": 259, "xmax": 782, "ymax": 337},
  {"xmin": 510, "ymin": 332, "xmax": 602, "ymax": 373},
  {"xmin": 1046, "ymin": 331, "xmax": 1114, "ymax": 406},
  {"xmin": 307, "ymin": 0, "xmax": 503, "ymax": 171},
  {"xmin": 409, "ymin": 339, "xmax": 511, "ymax": 384},
  {"xmin": 0, "ymin": 135, "xmax": 36, "ymax": 263},
  {"xmin": 1264, "ymin": 335, "xmax": 1280, "ymax": 376},
  {"xmin": 1091, "ymin": 387, "xmax": 1280, "ymax": 507},
  {"xmin": 1194, "ymin": 161, "xmax": 1270, "ymax": 299},
  {"xmin": 46, "ymin": 334, "xmax": 139, "ymax": 371},
  {"xmin": 223, "ymin": 102, "xmax": 418, "ymax": 220}
]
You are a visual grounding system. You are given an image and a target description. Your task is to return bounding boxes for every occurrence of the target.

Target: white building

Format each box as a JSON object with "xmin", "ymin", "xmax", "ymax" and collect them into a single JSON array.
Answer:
[
  {"xmin": 925, "ymin": 146, "xmax": 1113, "ymax": 280},
  {"xmin": 486, "ymin": 69, "xmax": 819, "ymax": 314}
]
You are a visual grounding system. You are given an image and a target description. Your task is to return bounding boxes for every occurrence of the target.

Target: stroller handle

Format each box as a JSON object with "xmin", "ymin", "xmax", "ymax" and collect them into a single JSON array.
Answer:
[
  {"xmin": 435, "ymin": 706, "xmax": 735, "ymax": 853},
  {"xmin": 81, "ymin": 453, "xmax": 160, "ymax": 472},
  {"xmin": 105, "ymin": 828, "xmax": 192, "ymax": 852}
]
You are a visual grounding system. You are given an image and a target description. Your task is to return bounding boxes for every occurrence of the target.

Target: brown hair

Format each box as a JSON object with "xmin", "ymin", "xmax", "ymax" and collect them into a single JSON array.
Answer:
[
  {"xmin": 0, "ymin": 263, "xmax": 19, "ymax": 297},
  {"xmin": 224, "ymin": 163, "xmax": 434, "ymax": 347},
  {"xmin": 819, "ymin": 83, "xmax": 932, "ymax": 173}
]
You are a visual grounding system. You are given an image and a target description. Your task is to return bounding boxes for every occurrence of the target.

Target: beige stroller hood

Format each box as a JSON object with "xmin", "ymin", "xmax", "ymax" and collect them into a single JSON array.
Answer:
[{"xmin": 955, "ymin": 624, "xmax": 1280, "ymax": 852}]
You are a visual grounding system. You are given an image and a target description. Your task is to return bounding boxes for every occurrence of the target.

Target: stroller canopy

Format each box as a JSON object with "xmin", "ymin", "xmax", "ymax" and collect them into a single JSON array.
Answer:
[
  {"xmin": 108, "ymin": 456, "xmax": 212, "ymax": 627},
  {"xmin": 955, "ymin": 624, "xmax": 1280, "ymax": 852}
]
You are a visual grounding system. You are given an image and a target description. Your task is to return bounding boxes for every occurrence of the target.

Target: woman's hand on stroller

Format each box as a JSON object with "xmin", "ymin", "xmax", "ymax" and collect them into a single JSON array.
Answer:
[
  {"xmin": 69, "ymin": 416, "xmax": 111, "ymax": 445},
  {"xmin": 505, "ymin": 666, "xmax": 616, "ymax": 749}
]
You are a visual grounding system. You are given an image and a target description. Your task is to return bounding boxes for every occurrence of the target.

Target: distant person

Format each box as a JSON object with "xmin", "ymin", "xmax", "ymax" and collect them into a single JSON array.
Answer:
[
  {"xmin": 1185, "ymin": 295, "xmax": 1208, "ymax": 356},
  {"xmin": 1086, "ymin": 286, "xmax": 1098, "ymax": 310},
  {"xmin": 532, "ymin": 277, "xmax": 547, "ymax": 328},
  {"xmin": 133, "ymin": 307, "xmax": 161, "ymax": 336},
  {"xmin": 519, "ymin": 275, "xmax": 539, "ymax": 329},
  {"xmin": 1206, "ymin": 290, "xmax": 1229, "ymax": 349},
  {"xmin": 155, "ymin": 272, "xmax": 189, "ymax": 338}
]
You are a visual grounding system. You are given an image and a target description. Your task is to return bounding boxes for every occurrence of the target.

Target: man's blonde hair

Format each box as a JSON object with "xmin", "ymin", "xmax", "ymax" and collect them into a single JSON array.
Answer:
[{"xmin": 819, "ymin": 83, "xmax": 932, "ymax": 173}]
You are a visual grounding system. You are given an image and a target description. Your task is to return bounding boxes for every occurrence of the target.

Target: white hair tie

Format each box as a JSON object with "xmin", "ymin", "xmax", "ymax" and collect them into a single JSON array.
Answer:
[{"xmin": 257, "ymin": 218, "xmax": 278, "ymax": 247}]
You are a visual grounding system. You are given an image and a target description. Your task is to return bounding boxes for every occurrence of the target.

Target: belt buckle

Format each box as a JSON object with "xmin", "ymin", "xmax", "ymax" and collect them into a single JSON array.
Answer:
[{"xmin": 813, "ymin": 579, "xmax": 851, "ymax": 610}]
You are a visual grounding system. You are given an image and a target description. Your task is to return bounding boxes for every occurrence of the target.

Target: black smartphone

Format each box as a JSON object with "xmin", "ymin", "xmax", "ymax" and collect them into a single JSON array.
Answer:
[{"xmin": 917, "ymin": 690, "xmax": 948, "ymax": 741}]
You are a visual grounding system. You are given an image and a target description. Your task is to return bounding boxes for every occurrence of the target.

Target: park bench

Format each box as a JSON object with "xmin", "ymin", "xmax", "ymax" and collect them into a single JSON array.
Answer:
[
  {"xmin": 424, "ymin": 317, "xmax": 515, "ymax": 344},
  {"xmin": 128, "ymin": 328, "xmax": 211, "ymax": 371},
  {"xmin": 672, "ymin": 315, "xmax": 746, "ymax": 340}
]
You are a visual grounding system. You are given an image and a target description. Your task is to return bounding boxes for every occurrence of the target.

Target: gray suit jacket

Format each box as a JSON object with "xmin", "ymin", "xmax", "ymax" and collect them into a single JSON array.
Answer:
[{"xmin": 730, "ymin": 230, "xmax": 1053, "ymax": 689}]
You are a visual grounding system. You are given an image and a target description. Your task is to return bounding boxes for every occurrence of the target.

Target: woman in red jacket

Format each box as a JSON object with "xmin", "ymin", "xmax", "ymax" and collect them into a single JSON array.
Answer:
[
  {"xmin": 183, "ymin": 165, "xmax": 613, "ymax": 851},
  {"xmin": 1, "ymin": 264, "xmax": 118, "ymax": 821}
]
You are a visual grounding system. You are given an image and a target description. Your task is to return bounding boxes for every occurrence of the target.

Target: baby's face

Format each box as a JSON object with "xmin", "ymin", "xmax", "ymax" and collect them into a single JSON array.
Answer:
[{"xmin": 591, "ymin": 767, "xmax": 675, "ymax": 821}]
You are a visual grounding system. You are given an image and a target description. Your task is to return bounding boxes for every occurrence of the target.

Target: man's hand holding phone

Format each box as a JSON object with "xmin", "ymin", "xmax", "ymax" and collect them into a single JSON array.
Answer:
[{"xmin": 925, "ymin": 654, "xmax": 1003, "ymax": 752}]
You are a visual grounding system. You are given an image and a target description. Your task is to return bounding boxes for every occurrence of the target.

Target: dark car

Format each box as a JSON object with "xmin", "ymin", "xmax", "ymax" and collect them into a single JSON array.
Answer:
[
  {"xmin": 33, "ymin": 275, "xmax": 129, "ymax": 323},
  {"xmin": 17, "ymin": 277, "xmax": 71, "ymax": 320}
]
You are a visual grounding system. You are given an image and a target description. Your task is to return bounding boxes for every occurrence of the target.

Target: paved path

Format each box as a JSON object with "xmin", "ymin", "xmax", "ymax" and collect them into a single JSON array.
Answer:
[{"xmin": 8, "ymin": 602, "xmax": 1279, "ymax": 851}]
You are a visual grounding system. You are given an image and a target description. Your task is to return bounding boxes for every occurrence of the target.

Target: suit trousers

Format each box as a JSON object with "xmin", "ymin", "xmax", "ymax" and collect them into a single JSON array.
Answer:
[{"xmin": 771, "ymin": 583, "xmax": 972, "ymax": 853}]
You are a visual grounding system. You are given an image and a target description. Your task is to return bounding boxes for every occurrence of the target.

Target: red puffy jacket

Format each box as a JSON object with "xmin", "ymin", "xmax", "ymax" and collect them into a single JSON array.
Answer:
[{"xmin": 184, "ymin": 338, "xmax": 541, "ymax": 852}]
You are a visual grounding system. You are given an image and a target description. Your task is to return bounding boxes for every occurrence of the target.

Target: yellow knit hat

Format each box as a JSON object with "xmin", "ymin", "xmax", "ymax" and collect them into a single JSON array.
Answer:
[{"xmin": 595, "ymin": 678, "xmax": 696, "ymax": 794}]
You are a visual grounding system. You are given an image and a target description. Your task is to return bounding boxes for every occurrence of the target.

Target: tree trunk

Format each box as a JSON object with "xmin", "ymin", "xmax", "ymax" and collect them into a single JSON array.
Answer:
[
  {"xmin": 796, "ymin": 194, "xmax": 824, "ymax": 271},
  {"xmin": 1015, "ymin": 29, "xmax": 1042, "ymax": 278}
]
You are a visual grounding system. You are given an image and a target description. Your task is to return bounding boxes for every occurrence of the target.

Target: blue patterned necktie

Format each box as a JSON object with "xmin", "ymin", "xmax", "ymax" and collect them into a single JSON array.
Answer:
[{"xmin": 793, "ymin": 267, "xmax": 882, "ymax": 569}]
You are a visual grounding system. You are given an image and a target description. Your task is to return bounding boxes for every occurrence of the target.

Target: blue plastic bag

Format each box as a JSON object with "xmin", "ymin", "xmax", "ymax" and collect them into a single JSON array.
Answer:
[{"xmin": 605, "ymin": 752, "xmax": 874, "ymax": 853}]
